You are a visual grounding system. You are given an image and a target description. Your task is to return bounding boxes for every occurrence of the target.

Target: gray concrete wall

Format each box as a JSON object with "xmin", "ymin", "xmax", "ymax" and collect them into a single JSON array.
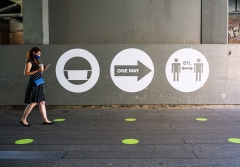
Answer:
[
  {"xmin": 0, "ymin": 44, "xmax": 239, "ymax": 105},
  {"xmin": 202, "ymin": 0, "xmax": 228, "ymax": 44},
  {"xmin": 49, "ymin": 0, "xmax": 201, "ymax": 44},
  {"xmin": 23, "ymin": 0, "xmax": 43, "ymax": 44},
  {"xmin": 22, "ymin": 0, "xmax": 228, "ymax": 45}
]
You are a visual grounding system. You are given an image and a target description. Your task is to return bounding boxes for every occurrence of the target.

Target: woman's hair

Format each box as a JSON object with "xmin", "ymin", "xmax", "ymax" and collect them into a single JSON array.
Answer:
[{"xmin": 26, "ymin": 47, "xmax": 41, "ymax": 62}]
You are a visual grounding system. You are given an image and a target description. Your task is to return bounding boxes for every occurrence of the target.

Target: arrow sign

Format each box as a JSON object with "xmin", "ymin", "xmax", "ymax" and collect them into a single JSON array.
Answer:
[
  {"xmin": 182, "ymin": 66, "xmax": 193, "ymax": 70},
  {"xmin": 114, "ymin": 60, "xmax": 152, "ymax": 81}
]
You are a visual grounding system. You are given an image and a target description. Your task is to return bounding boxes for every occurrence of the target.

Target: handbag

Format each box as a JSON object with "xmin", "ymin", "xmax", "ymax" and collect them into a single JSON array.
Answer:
[{"xmin": 34, "ymin": 78, "xmax": 45, "ymax": 86}]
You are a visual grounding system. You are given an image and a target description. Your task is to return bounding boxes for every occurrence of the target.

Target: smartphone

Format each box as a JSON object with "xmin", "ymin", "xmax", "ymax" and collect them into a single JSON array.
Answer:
[{"xmin": 44, "ymin": 64, "xmax": 50, "ymax": 70}]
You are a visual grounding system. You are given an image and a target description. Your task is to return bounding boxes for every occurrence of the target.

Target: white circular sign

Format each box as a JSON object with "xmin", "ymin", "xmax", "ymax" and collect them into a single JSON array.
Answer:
[
  {"xmin": 56, "ymin": 49, "xmax": 100, "ymax": 93},
  {"xmin": 110, "ymin": 48, "xmax": 154, "ymax": 93},
  {"xmin": 165, "ymin": 48, "xmax": 209, "ymax": 92}
]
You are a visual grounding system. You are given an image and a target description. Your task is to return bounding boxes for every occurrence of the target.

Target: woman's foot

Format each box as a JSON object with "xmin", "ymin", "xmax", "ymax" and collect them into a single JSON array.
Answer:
[
  {"xmin": 20, "ymin": 120, "xmax": 30, "ymax": 126},
  {"xmin": 43, "ymin": 121, "xmax": 54, "ymax": 125},
  {"xmin": 42, "ymin": 120, "xmax": 54, "ymax": 125}
]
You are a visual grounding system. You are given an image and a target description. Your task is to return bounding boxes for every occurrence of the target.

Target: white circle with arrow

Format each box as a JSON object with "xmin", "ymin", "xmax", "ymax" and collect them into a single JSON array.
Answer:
[
  {"xmin": 110, "ymin": 48, "xmax": 154, "ymax": 93},
  {"xmin": 165, "ymin": 48, "xmax": 209, "ymax": 92}
]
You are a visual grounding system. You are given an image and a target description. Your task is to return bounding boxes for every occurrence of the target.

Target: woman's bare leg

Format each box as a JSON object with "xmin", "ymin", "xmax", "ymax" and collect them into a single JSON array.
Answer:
[
  {"xmin": 21, "ymin": 103, "xmax": 37, "ymax": 124},
  {"xmin": 39, "ymin": 101, "xmax": 52, "ymax": 123}
]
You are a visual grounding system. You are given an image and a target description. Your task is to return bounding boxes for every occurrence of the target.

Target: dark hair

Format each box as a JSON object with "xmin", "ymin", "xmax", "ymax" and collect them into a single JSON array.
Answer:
[{"xmin": 26, "ymin": 47, "xmax": 41, "ymax": 65}]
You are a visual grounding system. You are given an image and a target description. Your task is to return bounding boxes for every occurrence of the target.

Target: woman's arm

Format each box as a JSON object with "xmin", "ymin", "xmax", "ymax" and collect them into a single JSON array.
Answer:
[{"xmin": 24, "ymin": 62, "xmax": 44, "ymax": 76}]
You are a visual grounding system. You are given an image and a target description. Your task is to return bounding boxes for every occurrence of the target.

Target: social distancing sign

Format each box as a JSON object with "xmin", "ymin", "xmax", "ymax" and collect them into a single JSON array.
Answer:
[{"xmin": 165, "ymin": 48, "xmax": 209, "ymax": 92}]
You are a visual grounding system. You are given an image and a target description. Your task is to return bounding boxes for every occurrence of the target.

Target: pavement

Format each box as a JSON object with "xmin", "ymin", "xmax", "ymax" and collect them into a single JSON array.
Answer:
[{"xmin": 1, "ymin": 107, "xmax": 240, "ymax": 167}]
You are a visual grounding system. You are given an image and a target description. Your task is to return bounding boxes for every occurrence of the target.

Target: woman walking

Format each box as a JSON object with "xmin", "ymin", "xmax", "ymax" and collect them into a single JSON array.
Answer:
[{"xmin": 20, "ymin": 47, "xmax": 54, "ymax": 126}]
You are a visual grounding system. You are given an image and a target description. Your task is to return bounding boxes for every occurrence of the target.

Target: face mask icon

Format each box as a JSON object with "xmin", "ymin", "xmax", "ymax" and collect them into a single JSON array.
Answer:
[
  {"xmin": 56, "ymin": 49, "xmax": 100, "ymax": 93},
  {"xmin": 64, "ymin": 70, "xmax": 91, "ymax": 81}
]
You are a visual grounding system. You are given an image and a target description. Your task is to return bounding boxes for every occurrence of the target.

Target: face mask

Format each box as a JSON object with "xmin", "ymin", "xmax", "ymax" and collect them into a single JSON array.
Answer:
[{"xmin": 35, "ymin": 55, "xmax": 41, "ymax": 60}]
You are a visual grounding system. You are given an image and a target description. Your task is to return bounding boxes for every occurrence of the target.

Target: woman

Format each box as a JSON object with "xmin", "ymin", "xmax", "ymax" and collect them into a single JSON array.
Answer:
[{"xmin": 20, "ymin": 47, "xmax": 54, "ymax": 126}]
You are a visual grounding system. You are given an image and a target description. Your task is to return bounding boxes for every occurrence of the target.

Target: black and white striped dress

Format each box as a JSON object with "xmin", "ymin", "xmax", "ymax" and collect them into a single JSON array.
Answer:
[{"xmin": 24, "ymin": 59, "xmax": 45, "ymax": 104}]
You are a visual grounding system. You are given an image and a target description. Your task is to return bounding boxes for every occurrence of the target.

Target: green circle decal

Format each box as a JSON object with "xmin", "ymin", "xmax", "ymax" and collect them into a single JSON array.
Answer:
[
  {"xmin": 15, "ymin": 139, "xmax": 33, "ymax": 145},
  {"xmin": 196, "ymin": 118, "xmax": 208, "ymax": 121},
  {"xmin": 125, "ymin": 118, "xmax": 136, "ymax": 122},
  {"xmin": 122, "ymin": 139, "xmax": 139, "ymax": 144},
  {"xmin": 54, "ymin": 118, "xmax": 65, "ymax": 122},
  {"xmin": 228, "ymin": 138, "xmax": 240, "ymax": 144}
]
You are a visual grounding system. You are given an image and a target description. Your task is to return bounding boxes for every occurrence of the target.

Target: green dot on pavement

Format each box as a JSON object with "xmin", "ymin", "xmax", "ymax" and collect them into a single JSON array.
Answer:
[
  {"xmin": 54, "ymin": 118, "xmax": 65, "ymax": 122},
  {"xmin": 196, "ymin": 118, "xmax": 207, "ymax": 121},
  {"xmin": 122, "ymin": 139, "xmax": 139, "ymax": 144},
  {"xmin": 228, "ymin": 138, "xmax": 240, "ymax": 144},
  {"xmin": 15, "ymin": 139, "xmax": 33, "ymax": 145},
  {"xmin": 125, "ymin": 118, "xmax": 136, "ymax": 122}
]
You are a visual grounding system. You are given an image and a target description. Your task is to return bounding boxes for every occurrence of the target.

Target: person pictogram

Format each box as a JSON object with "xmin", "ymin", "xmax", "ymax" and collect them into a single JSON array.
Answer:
[
  {"xmin": 194, "ymin": 58, "xmax": 203, "ymax": 81},
  {"xmin": 172, "ymin": 58, "xmax": 181, "ymax": 81}
]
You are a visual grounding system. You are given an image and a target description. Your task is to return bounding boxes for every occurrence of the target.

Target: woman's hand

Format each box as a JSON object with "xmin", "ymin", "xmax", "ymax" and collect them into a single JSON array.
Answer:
[
  {"xmin": 39, "ymin": 67, "xmax": 44, "ymax": 72},
  {"xmin": 24, "ymin": 62, "xmax": 45, "ymax": 75}
]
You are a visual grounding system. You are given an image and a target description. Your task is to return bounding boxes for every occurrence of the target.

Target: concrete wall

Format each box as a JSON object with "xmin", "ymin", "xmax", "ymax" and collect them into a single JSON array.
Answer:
[
  {"xmin": 202, "ymin": 0, "xmax": 228, "ymax": 44},
  {"xmin": 22, "ymin": 0, "xmax": 228, "ymax": 45},
  {"xmin": 0, "ymin": 44, "xmax": 239, "ymax": 105},
  {"xmin": 23, "ymin": 0, "xmax": 43, "ymax": 44},
  {"xmin": 49, "ymin": 0, "xmax": 201, "ymax": 44},
  {"xmin": 1, "ymin": 1, "xmax": 231, "ymax": 105}
]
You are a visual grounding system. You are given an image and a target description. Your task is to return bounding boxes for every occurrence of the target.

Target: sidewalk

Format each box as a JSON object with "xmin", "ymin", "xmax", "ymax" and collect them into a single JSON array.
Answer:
[{"xmin": 0, "ymin": 108, "xmax": 240, "ymax": 167}]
